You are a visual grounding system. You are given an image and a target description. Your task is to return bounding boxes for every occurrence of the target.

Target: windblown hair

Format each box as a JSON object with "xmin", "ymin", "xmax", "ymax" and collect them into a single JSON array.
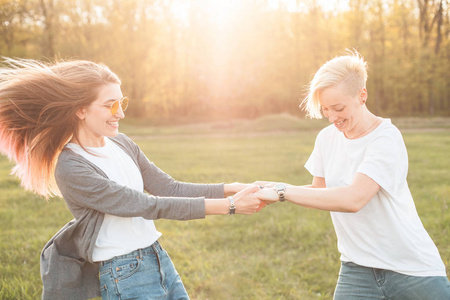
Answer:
[
  {"xmin": 301, "ymin": 50, "xmax": 368, "ymax": 119},
  {"xmin": 0, "ymin": 58, "xmax": 121, "ymax": 198}
]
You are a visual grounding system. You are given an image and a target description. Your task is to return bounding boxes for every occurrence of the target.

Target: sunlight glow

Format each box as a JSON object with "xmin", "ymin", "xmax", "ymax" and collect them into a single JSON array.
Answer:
[
  {"xmin": 170, "ymin": 0, "xmax": 351, "ymax": 26},
  {"xmin": 200, "ymin": 0, "xmax": 238, "ymax": 29},
  {"xmin": 267, "ymin": 0, "xmax": 350, "ymax": 12},
  {"xmin": 170, "ymin": 0, "xmax": 241, "ymax": 28}
]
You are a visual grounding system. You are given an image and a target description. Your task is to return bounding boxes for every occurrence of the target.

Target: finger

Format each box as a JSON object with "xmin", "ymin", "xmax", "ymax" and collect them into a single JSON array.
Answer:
[
  {"xmin": 239, "ymin": 185, "xmax": 261, "ymax": 195},
  {"xmin": 256, "ymin": 201, "xmax": 267, "ymax": 212},
  {"xmin": 257, "ymin": 202, "xmax": 264, "ymax": 211}
]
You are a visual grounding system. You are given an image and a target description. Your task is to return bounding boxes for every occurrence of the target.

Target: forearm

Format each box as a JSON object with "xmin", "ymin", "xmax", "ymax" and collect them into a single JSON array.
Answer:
[
  {"xmin": 285, "ymin": 185, "xmax": 361, "ymax": 212},
  {"xmin": 205, "ymin": 198, "xmax": 229, "ymax": 215},
  {"xmin": 140, "ymin": 154, "xmax": 224, "ymax": 198},
  {"xmin": 165, "ymin": 181, "xmax": 224, "ymax": 198}
]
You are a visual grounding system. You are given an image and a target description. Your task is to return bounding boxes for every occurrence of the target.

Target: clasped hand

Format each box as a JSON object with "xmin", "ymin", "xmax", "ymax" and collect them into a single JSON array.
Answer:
[{"xmin": 228, "ymin": 181, "xmax": 283, "ymax": 215}]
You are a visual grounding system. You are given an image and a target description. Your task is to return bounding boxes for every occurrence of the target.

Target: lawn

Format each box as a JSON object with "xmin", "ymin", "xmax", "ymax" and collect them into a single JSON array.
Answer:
[{"xmin": 0, "ymin": 116, "xmax": 449, "ymax": 299}]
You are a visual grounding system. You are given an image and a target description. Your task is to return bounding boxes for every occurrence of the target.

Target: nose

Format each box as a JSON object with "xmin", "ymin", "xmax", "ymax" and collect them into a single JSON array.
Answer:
[
  {"xmin": 328, "ymin": 112, "xmax": 337, "ymax": 123},
  {"xmin": 114, "ymin": 106, "xmax": 125, "ymax": 119}
]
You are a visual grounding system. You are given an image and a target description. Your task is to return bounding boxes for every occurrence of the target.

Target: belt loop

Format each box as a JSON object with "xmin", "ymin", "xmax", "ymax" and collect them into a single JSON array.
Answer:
[{"xmin": 138, "ymin": 248, "xmax": 142, "ymax": 260}]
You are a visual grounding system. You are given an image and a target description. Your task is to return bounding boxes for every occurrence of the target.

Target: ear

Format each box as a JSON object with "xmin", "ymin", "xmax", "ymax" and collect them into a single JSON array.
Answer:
[
  {"xmin": 76, "ymin": 107, "xmax": 87, "ymax": 120},
  {"xmin": 359, "ymin": 88, "xmax": 367, "ymax": 105}
]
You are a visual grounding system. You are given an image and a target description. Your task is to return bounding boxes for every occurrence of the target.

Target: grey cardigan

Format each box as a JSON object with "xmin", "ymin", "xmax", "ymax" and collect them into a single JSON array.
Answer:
[{"xmin": 40, "ymin": 133, "xmax": 224, "ymax": 299}]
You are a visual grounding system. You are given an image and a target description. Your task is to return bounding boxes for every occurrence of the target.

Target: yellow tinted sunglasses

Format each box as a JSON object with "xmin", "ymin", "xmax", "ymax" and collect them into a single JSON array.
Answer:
[{"xmin": 110, "ymin": 97, "xmax": 129, "ymax": 115}]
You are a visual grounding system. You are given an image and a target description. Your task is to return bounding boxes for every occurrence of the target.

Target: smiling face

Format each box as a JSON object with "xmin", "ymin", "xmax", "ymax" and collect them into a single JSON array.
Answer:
[
  {"xmin": 318, "ymin": 85, "xmax": 367, "ymax": 137},
  {"xmin": 75, "ymin": 83, "xmax": 125, "ymax": 147}
]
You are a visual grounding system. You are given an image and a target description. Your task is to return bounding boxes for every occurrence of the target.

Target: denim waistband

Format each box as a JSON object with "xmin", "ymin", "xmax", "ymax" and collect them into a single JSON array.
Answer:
[{"xmin": 99, "ymin": 240, "xmax": 163, "ymax": 266}]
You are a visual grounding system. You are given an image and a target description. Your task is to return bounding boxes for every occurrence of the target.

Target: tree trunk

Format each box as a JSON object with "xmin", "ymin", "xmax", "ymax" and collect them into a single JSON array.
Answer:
[
  {"xmin": 434, "ymin": 0, "xmax": 443, "ymax": 54},
  {"xmin": 39, "ymin": 0, "xmax": 55, "ymax": 58}
]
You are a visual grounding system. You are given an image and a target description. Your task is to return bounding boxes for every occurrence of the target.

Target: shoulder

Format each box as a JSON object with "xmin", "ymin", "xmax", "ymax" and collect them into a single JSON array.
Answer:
[
  {"xmin": 369, "ymin": 119, "xmax": 406, "ymax": 149},
  {"xmin": 55, "ymin": 148, "xmax": 98, "ymax": 180},
  {"xmin": 366, "ymin": 119, "xmax": 408, "ymax": 161},
  {"xmin": 110, "ymin": 133, "xmax": 139, "ymax": 152},
  {"xmin": 56, "ymin": 148, "xmax": 85, "ymax": 168},
  {"xmin": 110, "ymin": 132, "xmax": 135, "ymax": 146},
  {"xmin": 373, "ymin": 119, "xmax": 404, "ymax": 140}
]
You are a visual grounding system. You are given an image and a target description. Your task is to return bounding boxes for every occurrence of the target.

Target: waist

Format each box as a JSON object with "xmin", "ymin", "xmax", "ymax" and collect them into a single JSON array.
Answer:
[
  {"xmin": 92, "ymin": 215, "xmax": 161, "ymax": 262},
  {"xmin": 99, "ymin": 240, "xmax": 163, "ymax": 266}
]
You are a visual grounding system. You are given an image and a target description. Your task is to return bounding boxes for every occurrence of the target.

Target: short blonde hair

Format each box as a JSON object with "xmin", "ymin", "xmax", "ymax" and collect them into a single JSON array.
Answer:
[{"xmin": 301, "ymin": 50, "xmax": 368, "ymax": 119}]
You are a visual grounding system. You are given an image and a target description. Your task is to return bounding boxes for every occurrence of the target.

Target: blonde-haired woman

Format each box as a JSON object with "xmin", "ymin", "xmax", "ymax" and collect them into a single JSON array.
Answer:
[
  {"xmin": 256, "ymin": 51, "xmax": 450, "ymax": 299},
  {"xmin": 0, "ymin": 58, "xmax": 263, "ymax": 299}
]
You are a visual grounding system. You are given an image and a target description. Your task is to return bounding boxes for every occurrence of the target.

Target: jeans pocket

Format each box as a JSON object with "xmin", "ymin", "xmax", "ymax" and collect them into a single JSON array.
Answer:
[{"xmin": 112, "ymin": 257, "xmax": 141, "ymax": 281}]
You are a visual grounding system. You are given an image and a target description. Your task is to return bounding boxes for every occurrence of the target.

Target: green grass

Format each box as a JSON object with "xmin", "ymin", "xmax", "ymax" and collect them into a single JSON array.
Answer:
[{"xmin": 0, "ymin": 116, "xmax": 449, "ymax": 299}]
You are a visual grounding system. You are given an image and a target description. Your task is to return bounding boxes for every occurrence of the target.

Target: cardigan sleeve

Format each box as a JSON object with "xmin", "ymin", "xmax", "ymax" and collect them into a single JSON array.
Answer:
[
  {"xmin": 138, "ymin": 150, "xmax": 224, "ymax": 199},
  {"xmin": 55, "ymin": 150, "xmax": 206, "ymax": 221},
  {"xmin": 115, "ymin": 133, "xmax": 225, "ymax": 199}
]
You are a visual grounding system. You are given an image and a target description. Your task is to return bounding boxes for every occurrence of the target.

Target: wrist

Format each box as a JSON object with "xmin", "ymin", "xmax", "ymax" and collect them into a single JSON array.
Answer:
[
  {"xmin": 227, "ymin": 196, "xmax": 236, "ymax": 215},
  {"xmin": 205, "ymin": 199, "xmax": 230, "ymax": 215},
  {"xmin": 273, "ymin": 183, "xmax": 286, "ymax": 202}
]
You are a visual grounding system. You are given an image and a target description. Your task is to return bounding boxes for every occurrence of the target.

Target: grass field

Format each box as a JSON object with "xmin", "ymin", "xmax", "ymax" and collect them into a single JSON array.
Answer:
[{"xmin": 0, "ymin": 116, "xmax": 449, "ymax": 299}]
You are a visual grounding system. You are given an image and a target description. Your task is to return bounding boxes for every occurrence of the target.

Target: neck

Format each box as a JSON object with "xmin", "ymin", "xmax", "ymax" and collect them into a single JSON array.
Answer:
[
  {"xmin": 346, "ymin": 113, "xmax": 380, "ymax": 140},
  {"xmin": 69, "ymin": 132, "xmax": 105, "ymax": 147}
]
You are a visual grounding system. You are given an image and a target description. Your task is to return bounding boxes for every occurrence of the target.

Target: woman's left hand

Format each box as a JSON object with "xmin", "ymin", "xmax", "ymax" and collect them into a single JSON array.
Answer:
[{"xmin": 233, "ymin": 185, "xmax": 265, "ymax": 215}]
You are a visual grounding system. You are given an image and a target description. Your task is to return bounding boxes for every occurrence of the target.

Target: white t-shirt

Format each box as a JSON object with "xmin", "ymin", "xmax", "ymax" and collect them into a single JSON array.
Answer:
[
  {"xmin": 66, "ymin": 138, "xmax": 162, "ymax": 262},
  {"xmin": 305, "ymin": 119, "xmax": 446, "ymax": 277}
]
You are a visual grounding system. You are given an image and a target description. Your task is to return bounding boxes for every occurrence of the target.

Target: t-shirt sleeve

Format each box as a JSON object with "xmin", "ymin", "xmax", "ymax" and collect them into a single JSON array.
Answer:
[
  {"xmin": 304, "ymin": 131, "xmax": 325, "ymax": 178},
  {"xmin": 357, "ymin": 129, "xmax": 408, "ymax": 198}
]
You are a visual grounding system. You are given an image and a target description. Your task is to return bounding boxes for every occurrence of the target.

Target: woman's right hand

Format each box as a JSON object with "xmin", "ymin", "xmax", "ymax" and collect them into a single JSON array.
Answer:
[{"xmin": 233, "ymin": 185, "xmax": 264, "ymax": 215}]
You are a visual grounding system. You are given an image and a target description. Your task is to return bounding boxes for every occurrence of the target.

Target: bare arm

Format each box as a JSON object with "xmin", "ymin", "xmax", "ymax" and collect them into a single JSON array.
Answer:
[
  {"xmin": 255, "ymin": 173, "xmax": 380, "ymax": 213},
  {"xmin": 310, "ymin": 176, "xmax": 326, "ymax": 188}
]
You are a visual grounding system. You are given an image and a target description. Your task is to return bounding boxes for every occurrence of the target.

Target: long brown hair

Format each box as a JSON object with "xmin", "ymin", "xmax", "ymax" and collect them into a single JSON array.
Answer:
[{"xmin": 0, "ymin": 58, "xmax": 121, "ymax": 198}]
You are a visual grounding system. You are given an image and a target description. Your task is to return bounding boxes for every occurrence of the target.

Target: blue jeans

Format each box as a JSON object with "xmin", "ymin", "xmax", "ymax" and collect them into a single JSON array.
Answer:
[
  {"xmin": 334, "ymin": 261, "xmax": 450, "ymax": 300},
  {"xmin": 99, "ymin": 241, "xmax": 189, "ymax": 299}
]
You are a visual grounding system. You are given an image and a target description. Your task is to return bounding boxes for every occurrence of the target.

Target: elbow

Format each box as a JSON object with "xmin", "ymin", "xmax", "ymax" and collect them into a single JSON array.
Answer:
[
  {"xmin": 343, "ymin": 195, "xmax": 369, "ymax": 213},
  {"xmin": 346, "ymin": 203, "xmax": 363, "ymax": 213}
]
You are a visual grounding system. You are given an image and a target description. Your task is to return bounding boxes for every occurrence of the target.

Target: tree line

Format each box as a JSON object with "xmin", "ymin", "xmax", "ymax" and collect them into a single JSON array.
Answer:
[{"xmin": 1, "ymin": 0, "xmax": 449, "ymax": 122}]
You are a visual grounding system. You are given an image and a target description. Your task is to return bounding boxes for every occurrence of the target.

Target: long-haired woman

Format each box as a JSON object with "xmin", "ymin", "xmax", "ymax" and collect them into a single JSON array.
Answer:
[{"xmin": 0, "ymin": 58, "xmax": 263, "ymax": 299}]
